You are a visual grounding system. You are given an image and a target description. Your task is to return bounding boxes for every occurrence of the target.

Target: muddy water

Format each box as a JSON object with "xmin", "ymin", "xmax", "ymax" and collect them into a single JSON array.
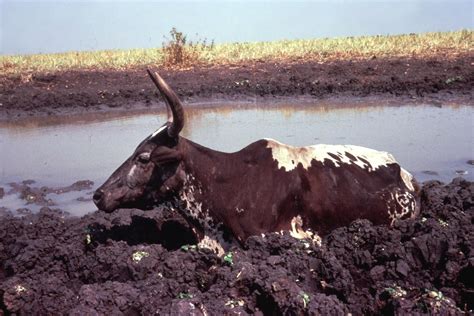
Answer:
[{"xmin": 1, "ymin": 103, "xmax": 472, "ymax": 216}]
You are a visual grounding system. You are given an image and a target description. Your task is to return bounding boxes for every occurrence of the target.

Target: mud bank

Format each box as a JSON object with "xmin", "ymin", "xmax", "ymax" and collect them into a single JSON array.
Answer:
[
  {"xmin": 1, "ymin": 54, "xmax": 472, "ymax": 120},
  {"xmin": 0, "ymin": 178, "xmax": 472, "ymax": 314}
]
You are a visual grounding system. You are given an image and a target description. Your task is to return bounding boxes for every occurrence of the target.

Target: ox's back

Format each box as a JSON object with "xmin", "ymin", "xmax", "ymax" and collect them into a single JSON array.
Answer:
[{"xmin": 265, "ymin": 139, "xmax": 416, "ymax": 234}]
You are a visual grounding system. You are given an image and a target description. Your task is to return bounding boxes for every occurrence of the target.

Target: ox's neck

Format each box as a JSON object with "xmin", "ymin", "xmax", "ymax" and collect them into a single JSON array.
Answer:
[
  {"xmin": 180, "ymin": 138, "xmax": 235, "ymax": 192},
  {"xmin": 178, "ymin": 138, "xmax": 239, "ymax": 225},
  {"xmin": 176, "ymin": 137, "xmax": 244, "ymax": 250},
  {"xmin": 182, "ymin": 138, "xmax": 230, "ymax": 169}
]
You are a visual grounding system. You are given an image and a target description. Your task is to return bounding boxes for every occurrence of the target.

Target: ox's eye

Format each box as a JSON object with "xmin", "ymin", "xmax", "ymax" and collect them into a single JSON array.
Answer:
[{"xmin": 137, "ymin": 152, "xmax": 151, "ymax": 163}]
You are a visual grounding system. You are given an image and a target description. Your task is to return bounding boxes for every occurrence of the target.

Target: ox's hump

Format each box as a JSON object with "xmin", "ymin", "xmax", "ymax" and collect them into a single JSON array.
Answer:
[{"xmin": 264, "ymin": 138, "xmax": 398, "ymax": 172}]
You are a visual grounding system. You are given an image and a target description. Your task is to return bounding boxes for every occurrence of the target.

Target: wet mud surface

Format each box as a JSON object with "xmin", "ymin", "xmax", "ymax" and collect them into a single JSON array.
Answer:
[
  {"xmin": 1, "ymin": 178, "xmax": 472, "ymax": 314},
  {"xmin": 4, "ymin": 180, "xmax": 94, "ymax": 208},
  {"xmin": 0, "ymin": 180, "xmax": 94, "ymax": 216},
  {"xmin": 1, "ymin": 54, "xmax": 473, "ymax": 119}
]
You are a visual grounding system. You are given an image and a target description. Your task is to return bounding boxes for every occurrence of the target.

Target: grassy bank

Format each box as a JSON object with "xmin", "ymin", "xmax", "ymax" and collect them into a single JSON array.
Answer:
[{"xmin": 1, "ymin": 30, "xmax": 472, "ymax": 75}]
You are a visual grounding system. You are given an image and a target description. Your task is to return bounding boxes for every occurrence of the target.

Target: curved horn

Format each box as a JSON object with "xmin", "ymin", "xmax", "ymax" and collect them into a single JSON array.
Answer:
[{"xmin": 146, "ymin": 69, "xmax": 185, "ymax": 138}]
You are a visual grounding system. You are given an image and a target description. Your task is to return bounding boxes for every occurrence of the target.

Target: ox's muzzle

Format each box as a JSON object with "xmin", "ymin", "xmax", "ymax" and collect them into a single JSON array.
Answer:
[
  {"xmin": 93, "ymin": 189, "xmax": 104, "ymax": 207},
  {"xmin": 93, "ymin": 184, "xmax": 126, "ymax": 213},
  {"xmin": 93, "ymin": 188, "xmax": 115, "ymax": 212}
]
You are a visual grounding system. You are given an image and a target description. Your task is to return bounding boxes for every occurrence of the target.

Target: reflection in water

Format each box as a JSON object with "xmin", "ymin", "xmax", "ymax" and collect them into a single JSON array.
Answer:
[
  {"xmin": 0, "ymin": 98, "xmax": 424, "ymax": 130},
  {"xmin": 1, "ymin": 102, "xmax": 473, "ymax": 216}
]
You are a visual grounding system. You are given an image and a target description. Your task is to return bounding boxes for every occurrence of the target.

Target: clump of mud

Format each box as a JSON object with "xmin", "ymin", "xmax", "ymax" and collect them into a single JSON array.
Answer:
[{"xmin": 0, "ymin": 178, "xmax": 472, "ymax": 314}]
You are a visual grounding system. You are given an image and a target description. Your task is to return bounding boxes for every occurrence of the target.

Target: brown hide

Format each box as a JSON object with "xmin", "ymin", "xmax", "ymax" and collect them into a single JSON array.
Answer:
[{"xmin": 178, "ymin": 138, "xmax": 417, "ymax": 241}]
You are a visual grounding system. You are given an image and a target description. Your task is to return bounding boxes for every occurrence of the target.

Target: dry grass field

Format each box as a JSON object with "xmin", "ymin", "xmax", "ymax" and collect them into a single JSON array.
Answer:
[{"xmin": 1, "ymin": 30, "xmax": 471, "ymax": 75}]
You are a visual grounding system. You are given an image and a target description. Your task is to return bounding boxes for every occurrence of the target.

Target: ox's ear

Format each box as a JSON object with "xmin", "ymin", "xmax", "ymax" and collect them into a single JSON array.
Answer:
[{"xmin": 151, "ymin": 146, "xmax": 182, "ymax": 165}]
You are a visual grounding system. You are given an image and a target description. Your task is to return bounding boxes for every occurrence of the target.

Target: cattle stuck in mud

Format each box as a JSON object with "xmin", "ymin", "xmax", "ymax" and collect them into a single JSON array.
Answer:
[{"xmin": 94, "ymin": 70, "xmax": 419, "ymax": 252}]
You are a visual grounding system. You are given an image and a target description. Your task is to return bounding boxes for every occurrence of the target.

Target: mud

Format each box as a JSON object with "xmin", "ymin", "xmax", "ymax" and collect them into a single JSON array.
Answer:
[
  {"xmin": 3, "ymin": 180, "xmax": 94, "ymax": 210},
  {"xmin": 0, "ymin": 178, "xmax": 472, "ymax": 315},
  {"xmin": 1, "ymin": 54, "xmax": 473, "ymax": 120}
]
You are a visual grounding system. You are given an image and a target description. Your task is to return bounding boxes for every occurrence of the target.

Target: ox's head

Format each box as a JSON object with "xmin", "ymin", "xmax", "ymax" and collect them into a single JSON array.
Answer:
[{"xmin": 93, "ymin": 70, "xmax": 186, "ymax": 212}]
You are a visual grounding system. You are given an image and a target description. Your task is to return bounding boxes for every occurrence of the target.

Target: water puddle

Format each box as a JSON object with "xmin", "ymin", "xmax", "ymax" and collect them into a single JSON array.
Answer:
[{"xmin": 1, "ymin": 102, "xmax": 472, "ymax": 216}]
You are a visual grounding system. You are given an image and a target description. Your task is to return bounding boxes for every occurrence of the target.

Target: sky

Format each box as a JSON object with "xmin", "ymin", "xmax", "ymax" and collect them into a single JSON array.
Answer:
[{"xmin": 1, "ymin": 0, "xmax": 472, "ymax": 55}]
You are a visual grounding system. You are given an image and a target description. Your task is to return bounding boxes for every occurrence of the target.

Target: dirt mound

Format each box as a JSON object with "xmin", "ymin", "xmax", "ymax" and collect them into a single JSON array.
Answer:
[
  {"xmin": 1, "ymin": 178, "xmax": 472, "ymax": 315},
  {"xmin": 1, "ymin": 54, "xmax": 473, "ymax": 119}
]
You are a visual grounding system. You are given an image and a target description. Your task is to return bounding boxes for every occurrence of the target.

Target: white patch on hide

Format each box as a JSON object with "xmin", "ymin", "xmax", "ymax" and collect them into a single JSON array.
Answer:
[
  {"xmin": 127, "ymin": 165, "xmax": 137, "ymax": 178},
  {"xmin": 198, "ymin": 235, "xmax": 226, "ymax": 257},
  {"xmin": 289, "ymin": 215, "xmax": 322, "ymax": 246},
  {"xmin": 178, "ymin": 174, "xmax": 210, "ymax": 223},
  {"xmin": 400, "ymin": 168, "xmax": 415, "ymax": 191},
  {"xmin": 197, "ymin": 228, "xmax": 236, "ymax": 257},
  {"xmin": 386, "ymin": 189, "xmax": 416, "ymax": 225},
  {"xmin": 265, "ymin": 138, "xmax": 397, "ymax": 172},
  {"xmin": 177, "ymin": 174, "xmax": 237, "ymax": 256}
]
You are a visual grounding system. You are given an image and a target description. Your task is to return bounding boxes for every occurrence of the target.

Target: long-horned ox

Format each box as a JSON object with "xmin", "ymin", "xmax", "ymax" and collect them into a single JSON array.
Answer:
[{"xmin": 94, "ymin": 70, "xmax": 419, "ymax": 253}]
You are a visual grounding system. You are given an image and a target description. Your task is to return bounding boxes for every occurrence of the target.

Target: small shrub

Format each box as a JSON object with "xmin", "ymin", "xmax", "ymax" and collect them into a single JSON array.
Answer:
[
  {"xmin": 180, "ymin": 244, "xmax": 197, "ymax": 251},
  {"xmin": 132, "ymin": 250, "xmax": 149, "ymax": 263},
  {"xmin": 162, "ymin": 27, "xmax": 214, "ymax": 67},
  {"xmin": 299, "ymin": 291, "xmax": 310, "ymax": 308},
  {"xmin": 177, "ymin": 292, "xmax": 193, "ymax": 299},
  {"xmin": 445, "ymin": 76, "xmax": 463, "ymax": 85},
  {"xmin": 223, "ymin": 252, "xmax": 234, "ymax": 266}
]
